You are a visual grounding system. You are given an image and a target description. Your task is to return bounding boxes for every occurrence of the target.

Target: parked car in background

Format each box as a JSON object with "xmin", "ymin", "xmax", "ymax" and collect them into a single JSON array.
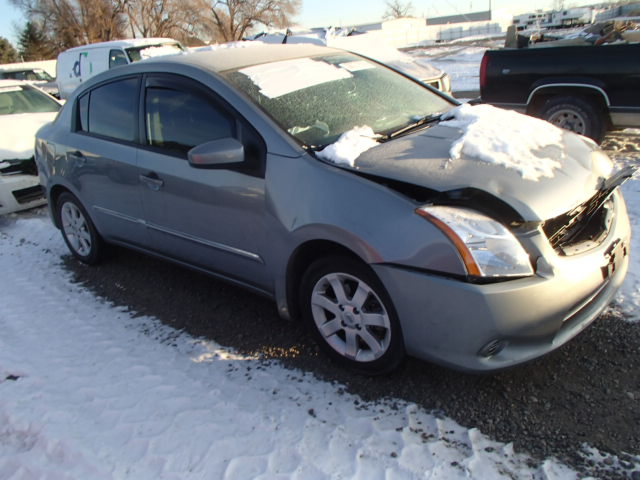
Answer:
[
  {"xmin": 0, "ymin": 64, "xmax": 58, "ymax": 98},
  {"xmin": 56, "ymin": 38, "xmax": 185, "ymax": 99},
  {"xmin": 36, "ymin": 45, "xmax": 630, "ymax": 374},
  {"xmin": 0, "ymin": 80, "xmax": 61, "ymax": 215},
  {"xmin": 480, "ymin": 38, "xmax": 640, "ymax": 142}
]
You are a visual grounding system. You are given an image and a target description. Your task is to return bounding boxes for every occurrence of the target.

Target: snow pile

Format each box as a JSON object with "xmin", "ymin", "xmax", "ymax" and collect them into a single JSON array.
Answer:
[
  {"xmin": 0, "ymin": 215, "xmax": 583, "ymax": 479},
  {"xmin": 316, "ymin": 126, "xmax": 380, "ymax": 166},
  {"xmin": 441, "ymin": 104, "xmax": 566, "ymax": 181},
  {"xmin": 138, "ymin": 45, "xmax": 183, "ymax": 59}
]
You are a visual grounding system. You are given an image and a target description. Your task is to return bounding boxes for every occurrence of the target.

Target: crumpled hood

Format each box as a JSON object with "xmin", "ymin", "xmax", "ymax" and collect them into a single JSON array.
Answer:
[
  {"xmin": 352, "ymin": 124, "xmax": 609, "ymax": 222},
  {"xmin": 0, "ymin": 112, "xmax": 57, "ymax": 160}
]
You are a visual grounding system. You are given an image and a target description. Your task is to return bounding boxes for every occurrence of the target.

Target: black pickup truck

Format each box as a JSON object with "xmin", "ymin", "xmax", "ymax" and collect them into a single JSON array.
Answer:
[{"xmin": 480, "ymin": 42, "xmax": 640, "ymax": 141}]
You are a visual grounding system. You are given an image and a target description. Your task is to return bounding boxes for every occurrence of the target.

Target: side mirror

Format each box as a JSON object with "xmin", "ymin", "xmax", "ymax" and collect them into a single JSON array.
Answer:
[{"xmin": 188, "ymin": 138, "xmax": 244, "ymax": 168}]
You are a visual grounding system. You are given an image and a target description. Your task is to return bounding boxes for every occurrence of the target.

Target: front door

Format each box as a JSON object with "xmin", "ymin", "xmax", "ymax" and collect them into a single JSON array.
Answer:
[{"xmin": 136, "ymin": 74, "xmax": 270, "ymax": 291}]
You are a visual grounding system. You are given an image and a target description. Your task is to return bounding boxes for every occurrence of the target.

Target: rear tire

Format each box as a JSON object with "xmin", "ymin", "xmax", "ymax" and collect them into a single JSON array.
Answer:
[
  {"xmin": 57, "ymin": 192, "xmax": 105, "ymax": 265},
  {"xmin": 300, "ymin": 255, "xmax": 405, "ymax": 375},
  {"xmin": 538, "ymin": 95, "xmax": 604, "ymax": 143}
]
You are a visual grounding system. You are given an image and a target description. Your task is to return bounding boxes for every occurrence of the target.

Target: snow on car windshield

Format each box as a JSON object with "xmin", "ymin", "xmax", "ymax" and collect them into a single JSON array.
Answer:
[
  {"xmin": 239, "ymin": 58, "xmax": 352, "ymax": 98},
  {"xmin": 225, "ymin": 53, "xmax": 453, "ymax": 148},
  {"xmin": 441, "ymin": 104, "xmax": 566, "ymax": 181}
]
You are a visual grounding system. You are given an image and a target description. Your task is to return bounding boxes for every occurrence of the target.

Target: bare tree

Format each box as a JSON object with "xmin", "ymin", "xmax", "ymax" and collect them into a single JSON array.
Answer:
[
  {"xmin": 199, "ymin": 0, "xmax": 301, "ymax": 42},
  {"xmin": 11, "ymin": 0, "xmax": 126, "ymax": 50},
  {"xmin": 115, "ymin": 0, "xmax": 202, "ymax": 40},
  {"xmin": 383, "ymin": 0, "xmax": 413, "ymax": 19}
]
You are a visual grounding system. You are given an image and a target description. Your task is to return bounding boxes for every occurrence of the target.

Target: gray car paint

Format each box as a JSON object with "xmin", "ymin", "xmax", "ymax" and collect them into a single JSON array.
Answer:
[{"xmin": 35, "ymin": 44, "xmax": 631, "ymax": 371}]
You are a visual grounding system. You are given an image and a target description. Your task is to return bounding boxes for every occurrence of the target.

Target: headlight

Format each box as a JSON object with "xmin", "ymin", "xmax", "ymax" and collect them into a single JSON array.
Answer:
[{"xmin": 416, "ymin": 205, "xmax": 534, "ymax": 278}]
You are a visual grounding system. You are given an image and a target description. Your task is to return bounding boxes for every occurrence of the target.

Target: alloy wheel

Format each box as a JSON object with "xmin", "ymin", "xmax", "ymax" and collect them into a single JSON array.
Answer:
[{"xmin": 310, "ymin": 272, "xmax": 392, "ymax": 362}]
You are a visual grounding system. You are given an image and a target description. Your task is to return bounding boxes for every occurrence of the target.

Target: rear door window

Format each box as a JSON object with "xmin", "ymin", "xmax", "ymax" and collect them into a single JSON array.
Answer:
[{"xmin": 77, "ymin": 77, "xmax": 139, "ymax": 142}]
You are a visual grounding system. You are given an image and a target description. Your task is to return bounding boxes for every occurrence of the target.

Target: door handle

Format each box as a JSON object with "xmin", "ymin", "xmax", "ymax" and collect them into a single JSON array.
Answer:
[
  {"xmin": 139, "ymin": 172, "xmax": 164, "ymax": 191},
  {"xmin": 68, "ymin": 150, "xmax": 86, "ymax": 166}
]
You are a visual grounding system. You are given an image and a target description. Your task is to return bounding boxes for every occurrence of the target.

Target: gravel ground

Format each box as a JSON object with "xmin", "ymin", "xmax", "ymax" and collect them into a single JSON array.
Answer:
[{"xmin": 59, "ymin": 134, "xmax": 640, "ymax": 479}]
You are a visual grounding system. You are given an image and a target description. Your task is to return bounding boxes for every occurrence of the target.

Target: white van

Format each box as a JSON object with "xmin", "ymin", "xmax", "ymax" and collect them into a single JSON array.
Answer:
[{"xmin": 56, "ymin": 38, "xmax": 184, "ymax": 99}]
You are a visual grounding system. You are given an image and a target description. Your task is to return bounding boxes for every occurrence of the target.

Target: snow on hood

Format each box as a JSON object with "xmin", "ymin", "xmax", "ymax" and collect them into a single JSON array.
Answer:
[
  {"xmin": 351, "ymin": 119, "xmax": 612, "ymax": 221},
  {"xmin": 316, "ymin": 126, "xmax": 380, "ymax": 166},
  {"xmin": 440, "ymin": 104, "xmax": 566, "ymax": 181},
  {"xmin": 0, "ymin": 112, "xmax": 57, "ymax": 160}
]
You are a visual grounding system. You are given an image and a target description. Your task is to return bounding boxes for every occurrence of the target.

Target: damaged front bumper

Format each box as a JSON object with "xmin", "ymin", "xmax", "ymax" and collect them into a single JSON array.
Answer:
[
  {"xmin": 0, "ymin": 158, "xmax": 46, "ymax": 215},
  {"xmin": 372, "ymin": 190, "xmax": 631, "ymax": 372}
]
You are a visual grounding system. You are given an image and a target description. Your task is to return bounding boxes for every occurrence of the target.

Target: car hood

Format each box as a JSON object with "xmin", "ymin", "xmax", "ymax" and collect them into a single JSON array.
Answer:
[
  {"xmin": 351, "ymin": 124, "xmax": 609, "ymax": 222},
  {"xmin": 0, "ymin": 112, "xmax": 57, "ymax": 160}
]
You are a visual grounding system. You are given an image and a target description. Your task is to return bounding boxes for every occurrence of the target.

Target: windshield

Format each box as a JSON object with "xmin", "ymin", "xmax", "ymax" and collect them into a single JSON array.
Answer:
[
  {"xmin": 224, "ymin": 53, "xmax": 454, "ymax": 148},
  {"xmin": 0, "ymin": 68, "xmax": 54, "ymax": 82},
  {"xmin": 0, "ymin": 84, "xmax": 60, "ymax": 115},
  {"xmin": 125, "ymin": 42, "xmax": 184, "ymax": 62}
]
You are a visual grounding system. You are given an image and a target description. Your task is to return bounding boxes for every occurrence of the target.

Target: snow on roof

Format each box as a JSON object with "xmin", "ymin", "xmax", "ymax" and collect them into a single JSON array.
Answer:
[
  {"xmin": 62, "ymin": 37, "xmax": 180, "ymax": 52},
  {"xmin": 441, "ymin": 104, "xmax": 566, "ymax": 181}
]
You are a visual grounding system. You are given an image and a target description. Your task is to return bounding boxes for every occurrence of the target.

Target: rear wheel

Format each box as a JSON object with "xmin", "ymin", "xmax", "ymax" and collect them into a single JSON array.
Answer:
[
  {"xmin": 300, "ymin": 256, "xmax": 405, "ymax": 374},
  {"xmin": 57, "ymin": 192, "xmax": 104, "ymax": 264},
  {"xmin": 538, "ymin": 95, "xmax": 604, "ymax": 142}
]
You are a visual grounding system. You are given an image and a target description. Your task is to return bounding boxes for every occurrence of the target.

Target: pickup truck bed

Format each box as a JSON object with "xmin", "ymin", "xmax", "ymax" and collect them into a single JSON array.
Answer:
[{"xmin": 480, "ymin": 42, "xmax": 640, "ymax": 141}]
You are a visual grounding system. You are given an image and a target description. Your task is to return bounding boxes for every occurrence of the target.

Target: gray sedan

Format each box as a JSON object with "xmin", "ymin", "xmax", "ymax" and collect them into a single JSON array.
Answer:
[{"xmin": 35, "ymin": 44, "xmax": 631, "ymax": 374}]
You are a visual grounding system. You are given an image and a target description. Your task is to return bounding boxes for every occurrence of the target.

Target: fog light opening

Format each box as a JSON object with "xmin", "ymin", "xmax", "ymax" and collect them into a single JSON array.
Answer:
[{"xmin": 479, "ymin": 339, "xmax": 506, "ymax": 358}]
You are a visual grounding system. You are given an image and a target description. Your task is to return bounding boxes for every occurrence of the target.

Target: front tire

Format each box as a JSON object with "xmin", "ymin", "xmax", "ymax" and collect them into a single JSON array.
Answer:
[
  {"xmin": 57, "ymin": 192, "xmax": 104, "ymax": 264},
  {"xmin": 300, "ymin": 256, "xmax": 405, "ymax": 374},
  {"xmin": 538, "ymin": 95, "xmax": 604, "ymax": 142}
]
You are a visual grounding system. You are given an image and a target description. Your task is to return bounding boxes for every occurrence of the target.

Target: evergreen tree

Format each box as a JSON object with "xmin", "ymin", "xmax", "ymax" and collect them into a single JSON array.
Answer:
[
  {"xmin": 18, "ymin": 22, "xmax": 53, "ymax": 61},
  {"xmin": 0, "ymin": 37, "xmax": 18, "ymax": 63}
]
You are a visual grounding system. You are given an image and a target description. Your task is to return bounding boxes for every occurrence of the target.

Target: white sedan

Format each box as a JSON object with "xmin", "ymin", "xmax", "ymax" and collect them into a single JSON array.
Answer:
[{"xmin": 0, "ymin": 80, "xmax": 61, "ymax": 215}]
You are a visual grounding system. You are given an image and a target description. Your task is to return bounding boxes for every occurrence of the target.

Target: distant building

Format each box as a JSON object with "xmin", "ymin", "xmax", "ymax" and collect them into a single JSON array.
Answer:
[
  {"xmin": 426, "ymin": 10, "xmax": 492, "ymax": 26},
  {"xmin": 513, "ymin": 7, "xmax": 593, "ymax": 29}
]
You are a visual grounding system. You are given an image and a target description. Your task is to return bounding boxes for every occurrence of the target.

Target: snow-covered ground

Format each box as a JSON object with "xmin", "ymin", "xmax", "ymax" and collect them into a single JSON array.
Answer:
[
  {"xmin": 2, "ymin": 157, "xmax": 640, "ymax": 480},
  {"xmin": 2, "ymin": 38, "xmax": 640, "ymax": 479},
  {"xmin": 0, "ymin": 212, "xmax": 600, "ymax": 480}
]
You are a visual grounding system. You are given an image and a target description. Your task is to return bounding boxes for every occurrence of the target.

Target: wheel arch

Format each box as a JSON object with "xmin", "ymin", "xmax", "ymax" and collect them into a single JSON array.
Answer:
[
  {"xmin": 285, "ymin": 240, "xmax": 369, "ymax": 321},
  {"xmin": 49, "ymin": 184, "xmax": 73, "ymax": 229},
  {"xmin": 526, "ymin": 84, "xmax": 610, "ymax": 117}
]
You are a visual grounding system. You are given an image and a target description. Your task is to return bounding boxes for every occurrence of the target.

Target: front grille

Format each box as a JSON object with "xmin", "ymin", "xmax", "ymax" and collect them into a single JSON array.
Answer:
[
  {"xmin": 543, "ymin": 189, "xmax": 615, "ymax": 256},
  {"xmin": 13, "ymin": 185, "xmax": 45, "ymax": 204}
]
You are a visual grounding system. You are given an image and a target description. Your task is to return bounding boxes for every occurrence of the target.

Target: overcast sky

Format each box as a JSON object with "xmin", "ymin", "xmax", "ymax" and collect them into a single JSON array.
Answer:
[{"xmin": 0, "ymin": 0, "xmax": 607, "ymax": 45}]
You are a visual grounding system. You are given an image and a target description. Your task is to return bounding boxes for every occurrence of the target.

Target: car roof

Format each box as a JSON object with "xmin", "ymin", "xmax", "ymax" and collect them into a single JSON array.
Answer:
[
  {"xmin": 63, "ymin": 37, "xmax": 180, "ymax": 52},
  {"xmin": 0, "ymin": 66, "xmax": 44, "ymax": 73},
  {"xmin": 143, "ymin": 43, "xmax": 346, "ymax": 73}
]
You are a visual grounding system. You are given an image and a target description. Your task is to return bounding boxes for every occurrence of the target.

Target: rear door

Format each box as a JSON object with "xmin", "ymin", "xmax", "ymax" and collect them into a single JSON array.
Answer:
[
  {"xmin": 136, "ymin": 74, "xmax": 270, "ymax": 290},
  {"xmin": 63, "ymin": 75, "xmax": 149, "ymax": 246}
]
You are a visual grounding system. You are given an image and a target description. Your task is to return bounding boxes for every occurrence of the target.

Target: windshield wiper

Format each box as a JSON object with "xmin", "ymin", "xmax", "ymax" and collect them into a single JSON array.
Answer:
[{"xmin": 382, "ymin": 113, "xmax": 443, "ymax": 140}]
